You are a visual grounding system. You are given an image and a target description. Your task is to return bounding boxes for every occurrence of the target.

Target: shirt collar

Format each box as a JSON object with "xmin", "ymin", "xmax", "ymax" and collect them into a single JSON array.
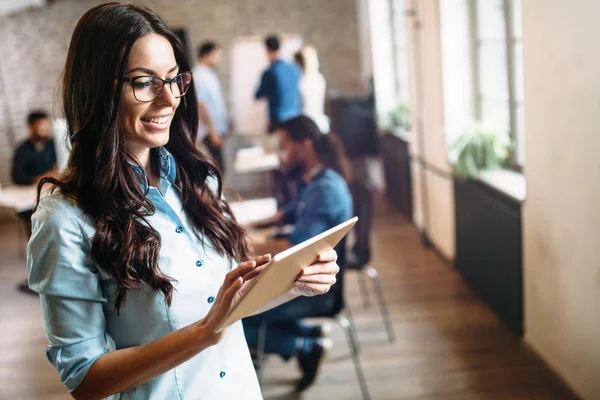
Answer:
[
  {"xmin": 301, "ymin": 166, "xmax": 326, "ymax": 185},
  {"xmin": 129, "ymin": 147, "xmax": 177, "ymax": 192}
]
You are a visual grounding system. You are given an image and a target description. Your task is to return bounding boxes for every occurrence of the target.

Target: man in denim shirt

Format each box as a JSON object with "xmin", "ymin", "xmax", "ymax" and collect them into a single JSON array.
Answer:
[
  {"xmin": 243, "ymin": 116, "xmax": 352, "ymax": 392},
  {"xmin": 255, "ymin": 35, "xmax": 301, "ymax": 132}
]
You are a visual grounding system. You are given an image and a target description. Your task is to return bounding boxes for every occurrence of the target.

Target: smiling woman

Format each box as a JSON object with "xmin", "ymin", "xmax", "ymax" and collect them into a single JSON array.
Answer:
[{"xmin": 25, "ymin": 3, "xmax": 341, "ymax": 400}]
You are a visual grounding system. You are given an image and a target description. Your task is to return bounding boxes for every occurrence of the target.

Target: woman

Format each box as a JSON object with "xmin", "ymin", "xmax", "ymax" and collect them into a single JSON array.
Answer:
[
  {"xmin": 294, "ymin": 46, "xmax": 330, "ymax": 134},
  {"xmin": 27, "ymin": 4, "xmax": 339, "ymax": 399}
]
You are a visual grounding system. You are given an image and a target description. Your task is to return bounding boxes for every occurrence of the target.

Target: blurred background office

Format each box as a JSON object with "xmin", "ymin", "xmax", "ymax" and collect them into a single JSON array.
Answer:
[{"xmin": 0, "ymin": 0, "xmax": 599, "ymax": 399}]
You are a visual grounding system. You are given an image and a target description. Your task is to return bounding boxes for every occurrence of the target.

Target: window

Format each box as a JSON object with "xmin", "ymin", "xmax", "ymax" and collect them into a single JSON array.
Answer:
[
  {"xmin": 390, "ymin": 0, "xmax": 410, "ymax": 129},
  {"xmin": 472, "ymin": 0, "xmax": 524, "ymax": 166},
  {"xmin": 368, "ymin": 0, "xmax": 411, "ymax": 130}
]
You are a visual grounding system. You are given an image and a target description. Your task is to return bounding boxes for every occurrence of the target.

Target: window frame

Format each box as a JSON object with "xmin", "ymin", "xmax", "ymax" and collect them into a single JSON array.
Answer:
[{"xmin": 470, "ymin": 0, "xmax": 524, "ymax": 171}]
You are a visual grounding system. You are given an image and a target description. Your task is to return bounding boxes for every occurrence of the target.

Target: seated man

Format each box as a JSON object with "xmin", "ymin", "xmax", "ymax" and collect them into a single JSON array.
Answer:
[
  {"xmin": 11, "ymin": 110, "xmax": 57, "ymax": 293},
  {"xmin": 243, "ymin": 116, "xmax": 352, "ymax": 392},
  {"xmin": 12, "ymin": 111, "xmax": 57, "ymax": 187}
]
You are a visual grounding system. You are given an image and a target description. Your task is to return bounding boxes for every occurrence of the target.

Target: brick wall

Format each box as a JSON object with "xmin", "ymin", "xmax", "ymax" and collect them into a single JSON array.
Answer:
[{"xmin": 0, "ymin": 0, "xmax": 363, "ymax": 186}]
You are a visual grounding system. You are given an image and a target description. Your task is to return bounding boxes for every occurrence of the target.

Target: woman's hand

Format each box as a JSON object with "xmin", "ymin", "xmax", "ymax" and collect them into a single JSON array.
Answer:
[
  {"xmin": 197, "ymin": 255, "xmax": 272, "ymax": 343},
  {"xmin": 291, "ymin": 249, "xmax": 340, "ymax": 297}
]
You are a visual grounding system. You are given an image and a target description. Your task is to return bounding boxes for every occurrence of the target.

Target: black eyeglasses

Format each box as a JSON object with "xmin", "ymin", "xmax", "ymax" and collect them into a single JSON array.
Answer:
[{"xmin": 122, "ymin": 72, "xmax": 193, "ymax": 102}]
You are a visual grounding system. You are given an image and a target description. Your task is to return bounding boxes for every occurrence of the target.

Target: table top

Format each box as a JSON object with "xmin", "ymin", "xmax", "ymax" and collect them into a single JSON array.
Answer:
[
  {"xmin": 228, "ymin": 197, "xmax": 278, "ymax": 226},
  {"xmin": 233, "ymin": 148, "xmax": 280, "ymax": 174},
  {"xmin": 0, "ymin": 185, "xmax": 38, "ymax": 213}
]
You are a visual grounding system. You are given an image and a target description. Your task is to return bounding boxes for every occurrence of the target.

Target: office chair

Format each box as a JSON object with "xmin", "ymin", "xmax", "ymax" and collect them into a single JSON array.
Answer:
[
  {"xmin": 347, "ymin": 179, "xmax": 396, "ymax": 344},
  {"xmin": 327, "ymin": 93, "xmax": 395, "ymax": 343},
  {"xmin": 253, "ymin": 242, "xmax": 372, "ymax": 400}
]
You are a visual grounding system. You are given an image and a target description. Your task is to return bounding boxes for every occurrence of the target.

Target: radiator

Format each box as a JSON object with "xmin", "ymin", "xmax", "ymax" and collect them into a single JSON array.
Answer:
[{"xmin": 454, "ymin": 179, "xmax": 523, "ymax": 335}]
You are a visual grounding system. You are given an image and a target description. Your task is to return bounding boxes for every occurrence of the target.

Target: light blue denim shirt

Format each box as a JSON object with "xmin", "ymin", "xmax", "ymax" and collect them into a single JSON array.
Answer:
[{"xmin": 26, "ymin": 148, "xmax": 262, "ymax": 399}]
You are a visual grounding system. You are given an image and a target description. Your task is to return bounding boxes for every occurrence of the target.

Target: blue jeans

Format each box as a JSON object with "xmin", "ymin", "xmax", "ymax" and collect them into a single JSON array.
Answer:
[{"xmin": 242, "ymin": 290, "xmax": 340, "ymax": 360}]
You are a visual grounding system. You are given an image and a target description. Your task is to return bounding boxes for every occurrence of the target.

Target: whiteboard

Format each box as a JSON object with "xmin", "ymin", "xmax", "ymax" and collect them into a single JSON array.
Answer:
[{"xmin": 230, "ymin": 35, "xmax": 302, "ymax": 136}]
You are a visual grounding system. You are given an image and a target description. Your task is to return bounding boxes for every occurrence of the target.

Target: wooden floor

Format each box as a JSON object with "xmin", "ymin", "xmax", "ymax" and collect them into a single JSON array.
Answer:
[{"xmin": 0, "ymin": 196, "xmax": 575, "ymax": 399}]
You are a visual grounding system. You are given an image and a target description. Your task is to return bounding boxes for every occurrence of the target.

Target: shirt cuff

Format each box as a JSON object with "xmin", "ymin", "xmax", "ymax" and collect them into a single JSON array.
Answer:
[{"xmin": 46, "ymin": 332, "xmax": 115, "ymax": 393}]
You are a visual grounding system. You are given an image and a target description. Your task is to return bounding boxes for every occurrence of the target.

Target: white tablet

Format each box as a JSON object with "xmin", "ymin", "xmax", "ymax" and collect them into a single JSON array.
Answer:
[{"xmin": 214, "ymin": 216, "xmax": 358, "ymax": 333}]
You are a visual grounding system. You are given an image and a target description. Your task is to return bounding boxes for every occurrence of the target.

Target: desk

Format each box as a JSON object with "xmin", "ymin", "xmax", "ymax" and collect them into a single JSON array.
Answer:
[
  {"xmin": 229, "ymin": 197, "xmax": 280, "ymax": 246},
  {"xmin": 233, "ymin": 147, "xmax": 280, "ymax": 174},
  {"xmin": 0, "ymin": 185, "xmax": 38, "ymax": 213},
  {"xmin": 229, "ymin": 197, "xmax": 278, "ymax": 226}
]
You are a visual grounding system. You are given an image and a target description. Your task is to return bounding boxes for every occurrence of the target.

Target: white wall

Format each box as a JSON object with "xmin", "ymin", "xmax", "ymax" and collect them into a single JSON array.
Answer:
[
  {"xmin": 522, "ymin": 1, "xmax": 600, "ymax": 398},
  {"xmin": 356, "ymin": 0, "xmax": 373, "ymax": 87},
  {"xmin": 406, "ymin": 0, "xmax": 455, "ymax": 259}
]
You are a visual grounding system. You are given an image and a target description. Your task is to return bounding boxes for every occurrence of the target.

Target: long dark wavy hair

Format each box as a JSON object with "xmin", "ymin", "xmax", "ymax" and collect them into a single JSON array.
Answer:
[
  {"xmin": 38, "ymin": 3, "xmax": 248, "ymax": 311},
  {"xmin": 280, "ymin": 116, "xmax": 352, "ymax": 182}
]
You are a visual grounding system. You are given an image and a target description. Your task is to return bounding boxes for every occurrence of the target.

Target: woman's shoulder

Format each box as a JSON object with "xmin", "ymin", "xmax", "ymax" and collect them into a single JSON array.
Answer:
[{"xmin": 33, "ymin": 192, "xmax": 90, "ymax": 233}]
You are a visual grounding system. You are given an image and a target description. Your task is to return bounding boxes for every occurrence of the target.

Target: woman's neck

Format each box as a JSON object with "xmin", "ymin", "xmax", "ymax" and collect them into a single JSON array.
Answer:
[{"xmin": 133, "ymin": 148, "xmax": 161, "ymax": 190}]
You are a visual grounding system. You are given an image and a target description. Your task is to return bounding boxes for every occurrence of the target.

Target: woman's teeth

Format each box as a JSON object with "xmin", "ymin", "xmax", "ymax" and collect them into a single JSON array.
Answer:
[{"xmin": 143, "ymin": 116, "xmax": 169, "ymax": 124}]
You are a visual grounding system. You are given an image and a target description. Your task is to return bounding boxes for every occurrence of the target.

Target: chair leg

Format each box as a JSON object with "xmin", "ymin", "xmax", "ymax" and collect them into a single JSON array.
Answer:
[
  {"xmin": 357, "ymin": 271, "xmax": 371, "ymax": 308},
  {"xmin": 341, "ymin": 308, "xmax": 361, "ymax": 354},
  {"xmin": 337, "ymin": 316, "xmax": 371, "ymax": 400},
  {"xmin": 256, "ymin": 321, "xmax": 269, "ymax": 383},
  {"xmin": 366, "ymin": 267, "xmax": 396, "ymax": 343}
]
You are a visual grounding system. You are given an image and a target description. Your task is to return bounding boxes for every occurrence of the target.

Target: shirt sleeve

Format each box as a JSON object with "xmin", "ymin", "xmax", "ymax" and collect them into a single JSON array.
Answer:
[
  {"xmin": 288, "ymin": 182, "xmax": 338, "ymax": 246},
  {"xmin": 11, "ymin": 145, "xmax": 33, "ymax": 185},
  {"xmin": 194, "ymin": 71, "xmax": 211, "ymax": 105},
  {"xmin": 27, "ymin": 196, "xmax": 115, "ymax": 393},
  {"xmin": 255, "ymin": 70, "xmax": 273, "ymax": 99},
  {"xmin": 281, "ymin": 200, "xmax": 298, "ymax": 225}
]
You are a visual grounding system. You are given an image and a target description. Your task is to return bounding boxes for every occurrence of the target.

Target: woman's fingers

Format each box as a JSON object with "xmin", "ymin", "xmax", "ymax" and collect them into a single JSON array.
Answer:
[
  {"xmin": 296, "ymin": 273, "xmax": 337, "ymax": 285},
  {"xmin": 294, "ymin": 283, "xmax": 332, "ymax": 295},
  {"xmin": 300, "ymin": 261, "xmax": 340, "ymax": 277},
  {"xmin": 255, "ymin": 253, "xmax": 272, "ymax": 266},
  {"xmin": 226, "ymin": 260, "xmax": 256, "ymax": 285},
  {"xmin": 317, "ymin": 249, "xmax": 337, "ymax": 263},
  {"xmin": 241, "ymin": 254, "xmax": 271, "ymax": 281},
  {"xmin": 213, "ymin": 276, "xmax": 244, "ymax": 318}
]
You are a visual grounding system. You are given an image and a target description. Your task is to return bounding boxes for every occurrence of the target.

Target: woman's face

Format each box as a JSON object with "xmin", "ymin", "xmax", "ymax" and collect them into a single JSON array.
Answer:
[{"xmin": 120, "ymin": 33, "xmax": 180, "ymax": 158}]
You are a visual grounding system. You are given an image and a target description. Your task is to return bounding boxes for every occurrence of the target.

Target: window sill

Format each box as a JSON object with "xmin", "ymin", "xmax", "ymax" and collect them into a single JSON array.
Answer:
[
  {"xmin": 477, "ymin": 169, "xmax": 526, "ymax": 203},
  {"xmin": 390, "ymin": 126, "xmax": 411, "ymax": 142}
]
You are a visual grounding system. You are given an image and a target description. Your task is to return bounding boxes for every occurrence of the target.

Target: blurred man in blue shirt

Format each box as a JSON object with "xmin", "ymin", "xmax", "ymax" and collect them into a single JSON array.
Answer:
[
  {"xmin": 194, "ymin": 41, "xmax": 228, "ymax": 172},
  {"xmin": 255, "ymin": 35, "xmax": 301, "ymax": 132},
  {"xmin": 243, "ymin": 116, "xmax": 352, "ymax": 392}
]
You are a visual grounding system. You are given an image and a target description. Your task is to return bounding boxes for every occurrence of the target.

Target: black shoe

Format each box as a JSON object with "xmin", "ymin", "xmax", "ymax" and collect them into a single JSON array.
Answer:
[{"xmin": 296, "ymin": 337, "xmax": 332, "ymax": 392}]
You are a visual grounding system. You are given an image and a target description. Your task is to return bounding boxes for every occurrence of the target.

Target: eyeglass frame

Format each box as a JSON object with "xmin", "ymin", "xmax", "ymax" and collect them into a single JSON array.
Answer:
[{"xmin": 121, "ymin": 71, "xmax": 193, "ymax": 103}]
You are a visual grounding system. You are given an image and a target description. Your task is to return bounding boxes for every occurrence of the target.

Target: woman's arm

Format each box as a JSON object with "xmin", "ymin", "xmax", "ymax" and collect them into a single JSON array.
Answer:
[{"xmin": 71, "ymin": 260, "xmax": 260, "ymax": 400}]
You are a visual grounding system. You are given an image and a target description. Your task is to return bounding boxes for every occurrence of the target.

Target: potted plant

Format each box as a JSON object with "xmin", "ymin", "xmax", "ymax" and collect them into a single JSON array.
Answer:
[{"xmin": 449, "ymin": 122, "xmax": 511, "ymax": 179}]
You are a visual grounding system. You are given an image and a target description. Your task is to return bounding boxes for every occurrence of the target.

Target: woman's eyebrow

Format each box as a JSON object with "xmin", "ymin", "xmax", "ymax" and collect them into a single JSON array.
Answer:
[{"xmin": 126, "ymin": 65, "xmax": 179, "ymax": 75}]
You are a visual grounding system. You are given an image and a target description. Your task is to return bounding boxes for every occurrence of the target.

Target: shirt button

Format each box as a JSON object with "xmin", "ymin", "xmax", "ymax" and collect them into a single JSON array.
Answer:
[
  {"xmin": 220, "ymin": 371, "xmax": 226, "ymax": 378},
  {"xmin": 175, "ymin": 226, "xmax": 183, "ymax": 233},
  {"xmin": 196, "ymin": 260, "xmax": 204, "ymax": 267},
  {"xmin": 207, "ymin": 296, "xmax": 215, "ymax": 304}
]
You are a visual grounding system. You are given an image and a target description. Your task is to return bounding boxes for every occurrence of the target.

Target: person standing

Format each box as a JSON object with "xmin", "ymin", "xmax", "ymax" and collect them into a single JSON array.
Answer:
[
  {"xmin": 294, "ymin": 46, "xmax": 330, "ymax": 133},
  {"xmin": 26, "ymin": 4, "xmax": 340, "ymax": 398},
  {"xmin": 255, "ymin": 34, "xmax": 301, "ymax": 133},
  {"xmin": 194, "ymin": 41, "xmax": 228, "ymax": 172}
]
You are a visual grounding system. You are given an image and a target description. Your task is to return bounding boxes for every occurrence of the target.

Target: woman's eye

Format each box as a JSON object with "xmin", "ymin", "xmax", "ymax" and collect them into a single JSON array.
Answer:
[{"xmin": 134, "ymin": 81, "xmax": 152, "ymax": 89}]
